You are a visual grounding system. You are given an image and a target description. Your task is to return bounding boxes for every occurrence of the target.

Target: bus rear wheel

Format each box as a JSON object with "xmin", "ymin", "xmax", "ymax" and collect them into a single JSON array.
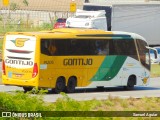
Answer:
[
  {"xmin": 23, "ymin": 87, "xmax": 33, "ymax": 92},
  {"xmin": 124, "ymin": 76, "xmax": 136, "ymax": 90},
  {"xmin": 66, "ymin": 77, "xmax": 77, "ymax": 93},
  {"xmin": 54, "ymin": 77, "xmax": 66, "ymax": 94}
]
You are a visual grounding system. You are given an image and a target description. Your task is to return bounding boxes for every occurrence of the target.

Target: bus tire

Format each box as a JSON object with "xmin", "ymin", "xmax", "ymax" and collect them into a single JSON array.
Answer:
[
  {"xmin": 54, "ymin": 77, "xmax": 66, "ymax": 94},
  {"xmin": 124, "ymin": 75, "xmax": 136, "ymax": 90},
  {"xmin": 23, "ymin": 87, "xmax": 33, "ymax": 92},
  {"xmin": 66, "ymin": 77, "xmax": 77, "ymax": 93}
]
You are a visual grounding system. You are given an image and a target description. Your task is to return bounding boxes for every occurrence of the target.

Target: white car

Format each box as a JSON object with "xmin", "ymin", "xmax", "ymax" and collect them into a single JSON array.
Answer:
[{"xmin": 150, "ymin": 47, "xmax": 160, "ymax": 64}]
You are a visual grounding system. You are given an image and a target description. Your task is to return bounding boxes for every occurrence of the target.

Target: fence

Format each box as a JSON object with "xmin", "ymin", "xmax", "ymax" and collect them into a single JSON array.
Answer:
[{"xmin": 0, "ymin": 9, "xmax": 75, "ymax": 30}]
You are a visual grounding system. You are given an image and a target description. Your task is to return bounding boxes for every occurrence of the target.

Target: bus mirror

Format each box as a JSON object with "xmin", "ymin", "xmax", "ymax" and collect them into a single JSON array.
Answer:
[
  {"xmin": 146, "ymin": 46, "xmax": 159, "ymax": 62},
  {"xmin": 154, "ymin": 50, "xmax": 158, "ymax": 59}
]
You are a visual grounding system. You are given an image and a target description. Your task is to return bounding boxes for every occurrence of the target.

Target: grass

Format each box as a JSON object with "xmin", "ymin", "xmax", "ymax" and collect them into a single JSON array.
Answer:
[
  {"xmin": 0, "ymin": 92, "xmax": 160, "ymax": 119},
  {"xmin": 0, "ymin": 38, "xmax": 2, "ymax": 49},
  {"xmin": 0, "ymin": 23, "xmax": 53, "ymax": 36},
  {"xmin": 151, "ymin": 63, "xmax": 160, "ymax": 77}
]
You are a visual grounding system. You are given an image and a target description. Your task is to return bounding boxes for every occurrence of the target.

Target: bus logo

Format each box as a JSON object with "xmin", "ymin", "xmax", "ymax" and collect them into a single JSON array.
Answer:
[{"xmin": 11, "ymin": 38, "xmax": 29, "ymax": 47}]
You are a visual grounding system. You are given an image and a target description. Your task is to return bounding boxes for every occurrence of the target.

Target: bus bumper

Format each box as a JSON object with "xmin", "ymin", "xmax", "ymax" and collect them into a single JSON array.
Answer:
[{"xmin": 2, "ymin": 76, "xmax": 38, "ymax": 87}]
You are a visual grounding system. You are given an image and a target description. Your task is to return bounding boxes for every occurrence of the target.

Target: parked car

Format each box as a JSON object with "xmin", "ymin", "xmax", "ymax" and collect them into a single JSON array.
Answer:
[
  {"xmin": 53, "ymin": 18, "xmax": 66, "ymax": 29},
  {"xmin": 150, "ymin": 46, "xmax": 160, "ymax": 64}
]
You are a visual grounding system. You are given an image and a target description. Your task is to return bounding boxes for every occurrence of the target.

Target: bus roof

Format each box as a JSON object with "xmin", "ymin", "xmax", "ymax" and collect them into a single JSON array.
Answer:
[
  {"xmin": 5, "ymin": 28, "xmax": 146, "ymax": 42},
  {"xmin": 6, "ymin": 28, "xmax": 108, "ymax": 36},
  {"xmin": 113, "ymin": 31, "xmax": 147, "ymax": 42}
]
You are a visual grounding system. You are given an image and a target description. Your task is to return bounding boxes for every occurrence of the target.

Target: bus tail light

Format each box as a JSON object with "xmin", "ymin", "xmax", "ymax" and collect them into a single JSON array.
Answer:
[
  {"xmin": 32, "ymin": 63, "xmax": 38, "ymax": 78},
  {"xmin": 2, "ymin": 60, "xmax": 6, "ymax": 75}
]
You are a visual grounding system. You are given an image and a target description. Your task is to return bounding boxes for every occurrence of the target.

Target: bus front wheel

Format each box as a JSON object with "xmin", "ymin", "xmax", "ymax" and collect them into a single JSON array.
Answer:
[
  {"xmin": 66, "ymin": 77, "xmax": 77, "ymax": 93},
  {"xmin": 124, "ymin": 76, "xmax": 136, "ymax": 90},
  {"xmin": 23, "ymin": 87, "xmax": 33, "ymax": 92},
  {"xmin": 54, "ymin": 77, "xmax": 66, "ymax": 94}
]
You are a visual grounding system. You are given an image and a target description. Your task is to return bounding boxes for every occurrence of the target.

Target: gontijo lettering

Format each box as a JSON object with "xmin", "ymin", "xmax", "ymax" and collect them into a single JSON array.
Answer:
[
  {"xmin": 5, "ymin": 59, "xmax": 33, "ymax": 66},
  {"xmin": 63, "ymin": 58, "xmax": 93, "ymax": 66}
]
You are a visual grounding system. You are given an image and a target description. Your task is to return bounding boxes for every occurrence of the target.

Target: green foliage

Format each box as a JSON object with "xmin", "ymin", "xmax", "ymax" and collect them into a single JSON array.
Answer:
[
  {"xmin": 40, "ymin": 23, "xmax": 52, "ymax": 30},
  {"xmin": 10, "ymin": 2, "xmax": 20, "ymax": 11},
  {"xmin": 26, "ymin": 87, "xmax": 48, "ymax": 94},
  {"xmin": 54, "ymin": 92, "xmax": 95, "ymax": 111},
  {"xmin": 23, "ymin": 0, "xmax": 29, "ymax": 6},
  {"xmin": 151, "ymin": 64, "xmax": 160, "ymax": 77},
  {"xmin": 0, "ymin": 39, "xmax": 3, "ymax": 50},
  {"xmin": 0, "ymin": 91, "xmax": 160, "ymax": 112},
  {"xmin": 0, "ymin": 16, "xmax": 2, "ymax": 21},
  {"xmin": 0, "ymin": 92, "xmax": 51, "ymax": 111},
  {"xmin": 0, "ymin": 23, "xmax": 51, "ymax": 35},
  {"xmin": 105, "ymin": 100, "xmax": 114, "ymax": 106},
  {"xmin": 1, "ymin": 92, "xmax": 160, "ymax": 119},
  {"xmin": 120, "ymin": 100, "xmax": 129, "ymax": 108}
]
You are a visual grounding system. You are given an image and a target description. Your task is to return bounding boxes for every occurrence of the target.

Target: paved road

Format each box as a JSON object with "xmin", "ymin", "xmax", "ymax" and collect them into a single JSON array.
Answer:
[{"xmin": 0, "ymin": 77, "xmax": 160, "ymax": 102}]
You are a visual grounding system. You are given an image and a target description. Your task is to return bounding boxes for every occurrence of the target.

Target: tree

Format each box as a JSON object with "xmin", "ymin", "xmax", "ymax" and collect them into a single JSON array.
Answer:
[{"xmin": 23, "ymin": 0, "xmax": 29, "ymax": 6}]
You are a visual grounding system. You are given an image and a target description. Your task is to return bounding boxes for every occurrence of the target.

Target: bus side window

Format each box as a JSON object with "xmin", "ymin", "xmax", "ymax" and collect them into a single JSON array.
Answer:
[
  {"xmin": 89, "ymin": 40, "xmax": 97, "ymax": 55},
  {"xmin": 69, "ymin": 39, "xmax": 77, "ymax": 55},
  {"xmin": 48, "ymin": 40, "xmax": 57, "ymax": 55},
  {"xmin": 81, "ymin": 40, "xmax": 90, "ymax": 55},
  {"xmin": 109, "ymin": 40, "xmax": 115, "ymax": 55},
  {"xmin": 41, "ymin": 40, "xmax": 51, "ymax": 55},
  {"xmin": 100, "ymin": 41, "xmax": 109, "ymax": 55},
  {"xmin": 94, "ymin": 40, "xmax": 109, "ymax": 55}
]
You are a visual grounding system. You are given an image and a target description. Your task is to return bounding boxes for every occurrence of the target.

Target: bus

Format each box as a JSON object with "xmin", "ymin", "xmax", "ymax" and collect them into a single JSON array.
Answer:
[{"xmin": 2, "ymin": 28, "xmax": 157, "ymax": 93}]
